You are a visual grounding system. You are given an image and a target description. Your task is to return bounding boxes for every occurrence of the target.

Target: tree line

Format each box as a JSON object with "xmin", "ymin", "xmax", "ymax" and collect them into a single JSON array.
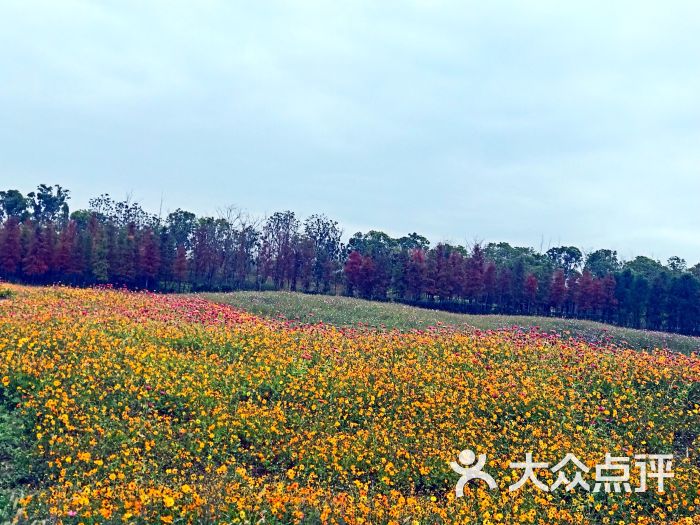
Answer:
[{"xmin": 2, "ymin": 184, "xmax": 700, "ymax": 335}]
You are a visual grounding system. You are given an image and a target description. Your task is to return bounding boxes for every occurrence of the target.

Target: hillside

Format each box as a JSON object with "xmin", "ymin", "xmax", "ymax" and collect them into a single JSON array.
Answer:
[
  {"xmin": 204, "ymin": 291, "xmax": 700, "ymax": 354},
  {"xmin": 1, "ymin": 286, "xmax": 699, "ymax": 523}
]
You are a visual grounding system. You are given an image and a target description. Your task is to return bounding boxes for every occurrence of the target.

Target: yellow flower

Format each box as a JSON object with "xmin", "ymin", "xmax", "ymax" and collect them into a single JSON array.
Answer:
[{"xmin": 2, "ymin": 285, "xmax": 698, "ymax": 524}]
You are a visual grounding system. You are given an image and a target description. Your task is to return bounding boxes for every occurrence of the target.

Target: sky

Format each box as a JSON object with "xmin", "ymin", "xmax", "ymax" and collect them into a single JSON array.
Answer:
[{"xmin": 2, "ymin": 1, "xmax": 700, "ymax": 264}]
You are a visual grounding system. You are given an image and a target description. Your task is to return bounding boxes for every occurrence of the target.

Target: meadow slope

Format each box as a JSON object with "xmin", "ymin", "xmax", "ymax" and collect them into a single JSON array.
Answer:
[
  {"xmin": 0, "ymin": 286, "xmax": 698, "ymax": 524},
  {"xmin": 204, "ymin": 291, "xmax": 700, "ymax": 355}
]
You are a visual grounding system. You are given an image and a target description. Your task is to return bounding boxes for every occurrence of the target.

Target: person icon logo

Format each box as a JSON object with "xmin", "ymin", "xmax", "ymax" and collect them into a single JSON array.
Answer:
[{"xmin": 450, "ymin": 449, "xmax": 498, "ymax": 496}]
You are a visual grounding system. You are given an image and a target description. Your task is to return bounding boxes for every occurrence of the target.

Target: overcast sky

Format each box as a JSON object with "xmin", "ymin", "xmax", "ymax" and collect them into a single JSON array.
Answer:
[{"xmin": 2, "ymin": 1, "xmax": 700, "ymax": 263}]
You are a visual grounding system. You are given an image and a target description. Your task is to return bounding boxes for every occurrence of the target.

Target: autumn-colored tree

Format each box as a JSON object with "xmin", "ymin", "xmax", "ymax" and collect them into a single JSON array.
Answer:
[
  {"xmin": 173, "ymin": 244, "xmax": 189, "ymax": 290},
  {"xmin": 599, "ymin": 274, "xmax": 618, "ymax": 323},
  {"xmin": 577, "ymin": 269, "xmax": 596, "ymax": 316},
  {"xmin": 448, "ymin": 250, "xmax": 466, "ymax": 299},
  {"xmin": 405, "ymin": 249, "xmax": 427, "ymax": 300},
  {"xmin": 344, "ymin": 250, "xmax": 363, "ymax": 296},
  {"xmin": 427, "ymin": 244, "xmax": 453, "ymax": 300},
  {"xmin": 55, "ymin": 219, "xmax": 83, "ymax": 281},
  {"xmin": 22, "ymin": 223, "xmax": 52, "ymax": 279},
  {"xmin": 464, "ymin": 245, "xmax": 485, "ymax": 302},
  {"xmin": 358, "ymin": 255, "xmax": 377, "ymax": 299},
  {"xmin": 566, "ymin": 273, "xmax": 580, "ymax": 316},
  {"xmin": 549, "ymin": 269, "xmax": 567, "ymax": 314},
  {"xmin": 2, "ymin": 183, "xmax": 700, "ymax": 335},
  {"xmin": 524, "ymin": 273, "xmax": 538, "ymax": 314}
]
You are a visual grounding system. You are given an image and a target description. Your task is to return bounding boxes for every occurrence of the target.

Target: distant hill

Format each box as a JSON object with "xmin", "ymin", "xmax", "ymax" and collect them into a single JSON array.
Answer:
[{"xmin": 204, "ymin": 291, "xmax": 700, "ymax": 355}]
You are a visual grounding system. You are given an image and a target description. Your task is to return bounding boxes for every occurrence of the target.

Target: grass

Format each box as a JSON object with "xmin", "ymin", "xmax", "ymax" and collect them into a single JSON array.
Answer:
[
  {"xmin": 204, "ymin": 291, "xmax": 700, "ymax": 354},
  {"xmin": 0, "ymin": 390, "xmax": 34, "ymax": 521}
]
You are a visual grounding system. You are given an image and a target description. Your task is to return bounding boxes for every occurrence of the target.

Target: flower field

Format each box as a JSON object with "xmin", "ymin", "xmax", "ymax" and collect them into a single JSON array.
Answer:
[{"xmin": 0, "ymin": 286, "xmax": 699, "ymax": 524}]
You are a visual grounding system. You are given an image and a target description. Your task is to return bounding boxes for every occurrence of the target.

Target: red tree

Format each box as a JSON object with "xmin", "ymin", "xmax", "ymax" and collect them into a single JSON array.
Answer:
[
  {"xmin": 406, "ymin": 248, "xmax": 427, "ymax": 299},
  {"xmin": 344, "ymin": 250, "xmax": 363, "ymax": 296},
  {"xmin": 464, "ymin": 245, "xmax": 485, "ymax": 302},
  {"xmin": 524, "ymin": 273, "xmax": 539, "ymax": 313},
  {"xmin": 22, "ymin": 224, "xmax": 52, "ymax": 279},
  {"xmin": 56, "ymin": 220, "xmax": 83, "ymax": 280},
  {"xmin": 428, "ymin": 244, "xmax": 453, "ymax": 300},
  {"xmin": 173, "ymin": 244, "xmax": 189, "ymax": 290},
  {"xmin": 448, "ymin": 250, "xmax": 466, "ymax": 298},
  {"xmin": 577, "ymin": 269, "xmax": 596, "ymax": 315},
  {"xmin": 358, "ymin": 255, "xmax": 377, "ymax": 299},
  {"xmin": 549, "ymin": 269, "xmax": 567, "ymax": 314}
]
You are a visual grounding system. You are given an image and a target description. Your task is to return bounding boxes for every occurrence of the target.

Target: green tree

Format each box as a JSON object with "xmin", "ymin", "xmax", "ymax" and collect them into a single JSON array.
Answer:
[
  {"xmin": 584, "ymin": 249, "xmax": 620, "ymax": 277},
  {"xmin": 0, "ymin": 190, "xmax": 29, "ymax": 221},
  {"xmin": 623, "ymin": 256, "xmax": 666, "ymax": 280},
  {"xmin": 667, "ymin": 256, "xmax": 687, "ymax": 273},
  {"xmin": 304, "ymin": 214, "xmax": 342, "ymax": 292},
  {"xmin": 27, "ymin": 184, "xmax": 70, "ymax": 224},
  {"xmin": 546, "ymin": 246, "xmax": 582, "ymax": 276}
]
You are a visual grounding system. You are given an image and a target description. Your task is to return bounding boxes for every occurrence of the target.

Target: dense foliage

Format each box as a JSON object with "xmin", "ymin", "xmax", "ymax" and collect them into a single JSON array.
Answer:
[
  {"xmin": 1, "ymin": 185, "xmax": 700, "ymax": 334},
  {"xmin": 1, "ymin": 286, "xmax": 699, "ymax": 524}
]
